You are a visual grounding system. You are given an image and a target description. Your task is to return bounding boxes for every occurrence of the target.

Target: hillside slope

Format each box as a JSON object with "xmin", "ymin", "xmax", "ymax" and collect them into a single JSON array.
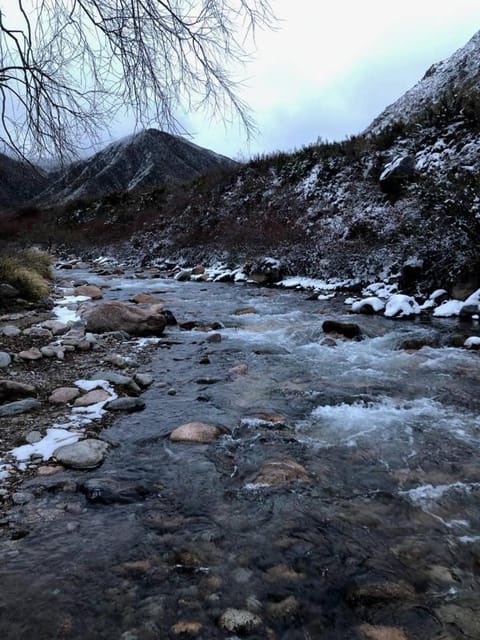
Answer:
[{"xmin": 0, "ymin": 154, "xmax": 49, "ymax": 210}]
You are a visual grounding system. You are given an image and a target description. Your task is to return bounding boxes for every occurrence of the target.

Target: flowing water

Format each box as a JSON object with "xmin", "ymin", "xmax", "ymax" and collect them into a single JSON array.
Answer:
[{"xmin": 0, "ymin": 272, "xmax": 479, "ymax": 639}]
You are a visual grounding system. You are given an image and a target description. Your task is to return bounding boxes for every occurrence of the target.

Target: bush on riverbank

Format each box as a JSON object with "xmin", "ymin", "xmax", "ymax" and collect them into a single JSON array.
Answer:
[{"xmin": 0, "ymin": 249, "xmax": 53, "ymax": 301}]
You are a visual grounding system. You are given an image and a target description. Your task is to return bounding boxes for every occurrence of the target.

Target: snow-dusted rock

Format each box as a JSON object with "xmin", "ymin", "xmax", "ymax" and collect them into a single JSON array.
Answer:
[
  {"xmin": 379, "ymin": 156, "xmax": 416, "ymax": 194},
  {"xmin": 464, "ymin": 336, "xmax": 480, "ymax": 350},
  {"xmin": 351, "ymin": 296, "xmax": 385, "ymax": 314},
  {"xmin": 246, "ymin": 257, "xmax": 283, "ymax": 284},
  {"xmin": 433, "ymin": 299, "xmax": 464, "ymax": 317},
  {"xmin": 384, "ymin": 294, "xmax": 421, "ymax": 318}
]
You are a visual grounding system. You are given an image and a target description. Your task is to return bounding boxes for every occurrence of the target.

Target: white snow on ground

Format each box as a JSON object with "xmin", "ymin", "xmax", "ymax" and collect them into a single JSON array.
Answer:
[
  {"xmin": 11, "ymin": 428, "xmax": 81, "ymax": 463},
  {"xmin": 279, "ymin": 276, "xmax": 356, "ymax": 291},
  {"xmin": 53, "ymin": 294, "xmax": 90, "ymax": 323},
  {"xmin": 399, "ymin": 482, "xmax": 479, "ymax": 505},
  {"xmin": 75, "ymin": 379, "xmax": 113, "ymax": 393},
  {"xmin": 362, "ymin": 282, "xmax": 398, "ymax": 299},
  {"xmin": 0, "ymin": 464, "xmax": 12, "ymax": 480},
  {"xmin": 420, "ymin": 289, "xmax": 448, "ymax": 310}
]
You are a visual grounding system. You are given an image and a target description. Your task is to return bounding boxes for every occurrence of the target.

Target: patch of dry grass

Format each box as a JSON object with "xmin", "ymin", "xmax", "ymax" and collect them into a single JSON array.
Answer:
[{"xmin": 0, "ymin": 249, "xmax": 52, "ymax": 301}]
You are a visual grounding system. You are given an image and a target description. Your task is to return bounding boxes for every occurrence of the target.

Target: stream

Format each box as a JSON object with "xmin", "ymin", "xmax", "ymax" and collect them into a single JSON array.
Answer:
[{"xmin": 0, "ymin": 270, "xmax": 479, "ymax": 639}]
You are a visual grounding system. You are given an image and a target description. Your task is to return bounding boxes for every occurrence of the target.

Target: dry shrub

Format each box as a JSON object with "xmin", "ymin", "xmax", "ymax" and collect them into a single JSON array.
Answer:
[{"xmin": 0, "ymin": 250, "xmax": 52, "ymax": 300}]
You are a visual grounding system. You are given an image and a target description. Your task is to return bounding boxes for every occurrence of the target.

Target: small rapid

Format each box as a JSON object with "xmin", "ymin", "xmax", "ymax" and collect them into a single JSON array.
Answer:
[{"xmin": 0, "ymin": 271, "xmax": 479, "ymax": 639}]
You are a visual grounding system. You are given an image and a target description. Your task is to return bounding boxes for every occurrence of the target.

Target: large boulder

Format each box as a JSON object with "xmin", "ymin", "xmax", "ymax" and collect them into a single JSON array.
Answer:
[
  {"xmin": 245, "ymin": 257, "xmax": 283, "ymax": 285},
  {"xmin": 379, "ymin": 156, "xmax": 415, "ymax": 195},
  {"xmin": 84, "ymin": 301, "xmax": 166, "ymax": 336}
]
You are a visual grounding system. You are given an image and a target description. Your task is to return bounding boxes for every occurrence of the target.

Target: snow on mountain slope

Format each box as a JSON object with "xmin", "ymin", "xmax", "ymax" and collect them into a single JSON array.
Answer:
[
  {"xmin": 37, "ymin": 129, "xmax": 236, "ymax": 204},
  {"xmin": 368, "ymin": 30, "xmax": 480, "ymax": 134}
]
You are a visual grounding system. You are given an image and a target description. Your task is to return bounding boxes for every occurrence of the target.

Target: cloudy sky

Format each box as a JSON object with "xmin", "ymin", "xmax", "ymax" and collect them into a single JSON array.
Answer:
[{"xmin": 157, "ymin": 0, "xmax": 480, "ymax": 159}]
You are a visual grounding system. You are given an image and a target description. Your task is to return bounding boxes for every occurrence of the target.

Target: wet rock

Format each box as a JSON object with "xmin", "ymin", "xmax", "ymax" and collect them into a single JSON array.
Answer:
[
  {"xmin": 267, "ymin": 596, "xmax": 300, "ymax": 621},
  {"xmin": 398, "ymin": 336, "xmax": 439, "ymax": 351},
  {"xmin": 0, "ymin": 324, "xmax": 21, "ymax": 337},
  {"xmin": 322, "ymin": 320, "xmax": 362, "ymax": 339},
  {"xmin": 130, "ymin": 293, "xmax": 155, "ymax": 304},
  {"xmin": 459, "ymin": 304, "xmax": 479, "ymax": 320},
  {"xmin": 229, "ymin": 363, "xmax": 248, "ymax": 375},
  {"xmin": 134, "ymin": 373, "xmax": 153, "ymax": 388},
  {"xmin": 25, "ymin": 431, "xmax": 42, "ymax": 444},
  {"xmin": 169, "ymin": 422, "xmax": 224, "ymax": 443},
  {"xmin": 346, "ymin": 581, "xmax": 416, "ymax": 607},
  {"xmin": 171, "ymin": 621, "xmax": 203, "ymax": 635},
  {"xmin": 79, "ymin": 477, "xmax": 150, "ymax": 504},
  {"xmin": 0, "ymin": 379, "xmax": 36, "ymax": 401},
  {"xmin": 105, "ymin": 397, "xmax": 145, "ymax": 412},
  {"xmin": 49, "ymin": 387, "xmax": 81, "ymax": 404},
  {"xmin": 74, "ymin": 284, "xmax": 103, "ymax": 299},
  {"xmin": 167, "ymin": 388, "xmax": 177, "ymax": 396},
  {"xmin": 250, "ymin": 458, "xmax": 310, "ymax": 487},
  {"xmin": 84, "ymin": 301, "xmax": 166, "ymax": 336},
  {"xmin": 233, "ymin": 306, "xmax": 257, "ymax": 315},
  {"xmin": 73, "ymin": 389, "xmax": 111, "ymax": 407},
  {"xmin": 162, "ymin": 309, "xmax": 177, "ymax": 325},
  {"xmin": 54, "ymin": 439, "xmax": 109, "ymax": 469},
  {"xmin": 0, "ymin": 398, "xmax": 41, "ymax": 417},
  {"xmin": 18, "ymin": 347, "xmax": 43, "ymax": 361},
  {"xmin": 92, "ymin": 371, "xmax": 141, "ymax": 395},
  {"xmin": 179, "ymin": 321, "xmax": 198, "ymax": 330},
  {"xmin": 191, "ymin": 264, "xmax": 205, "ymax": 275},
  {"xmin": 358, "ymin": 624, "xmax": 408, "ymax": 640},
  {"xmin": 206, "ymin": 332, "xmax": 222, "ymax": 343},
  {"xmin": 0, "ymin": 352, "xmax": 11, "ymax": 368},
  {"xmin": 195, "ymin": 377, "xmax": 221, "ymax": 385},
  {"xmin": 219, "ymin": 608, "xmax": 262, "ymax": 633}
]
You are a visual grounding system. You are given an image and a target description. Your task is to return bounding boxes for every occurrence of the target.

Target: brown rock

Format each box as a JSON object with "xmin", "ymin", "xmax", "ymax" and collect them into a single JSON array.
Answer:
[
  {"xmin": 18, "ymin": 347, "xmax": 43, "ymax": 361},
  {"xmin": 74, "ymin": 284, "xmax": 103, "ymax": 299},
  {"xmin": 255, "ymin": 412, "xmax": 287, "ymax": 424},
  {"xmin": 251, "ymin": 458, "xmax": 310, "ymax": 486},
  {"xmin": 347, "ymin": 581, "xmax": 416, "ymax": 607},
  {"xmin": 84, "ymin": 301, "xmax": 166, "ymax": 336},
  {"xmin": 266, "ymin": 564, "xmax": 305, "ymax": 581},
  {"xmin": 117, "ymin": 560, "xmax": 152, "ymax": 576},
  {"xmin": 49, "ymin": 387, "xmax": 81, "ymax": 404},
  {"xmin": 0, "ymin": 379, "xmax": 36, "ymax": 401},
  {"xmin": 73, "ymin": 389, "xmax": 110, "ymax": 407},
  {"xmin": 206, "ymin": 332, "xmax": 222, "ymax": 343},
  {"xmin": 36, "ymin": 465, "xmax": 65, "ymax": 476},
  {"xmin": 267, "ymin": 596, "xmax": 300, "ymax": 621},
  {"xmin": 233, "ymin": 307, "xmax": 257, "ymax": 315},
  {"xmin": 130, "ymin": 293, "xmax": 155, "ymax": 304},
  {"xmin": 171, "ymin": 621, "xmax": 203, "ymax": 635},
  {"xmin": 191, "ymin": 265, "xmax": 206, "ymax": 275},
  {"xmin": 169, "ymin": 422, "xmax": 223, "ymax": 443},
  {"xmin": 358, "ymin": 624, "xmax": 408, "ymax": 640},
  {"xmin": 229, "ymin": 363, "xmax": 248, "ymax": 376}
]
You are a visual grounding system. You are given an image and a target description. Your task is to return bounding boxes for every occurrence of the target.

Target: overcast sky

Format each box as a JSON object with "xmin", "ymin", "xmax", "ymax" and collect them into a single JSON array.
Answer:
[{"xmin": 144, "ymin": 0, "xmax": 480, "ymax": 160}]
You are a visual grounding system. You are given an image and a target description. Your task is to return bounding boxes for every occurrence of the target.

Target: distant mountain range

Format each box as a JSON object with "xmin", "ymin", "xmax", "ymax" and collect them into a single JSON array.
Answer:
[{"xmin": 0, "ymin": 129, "xmax": 236, "ymax": 210}]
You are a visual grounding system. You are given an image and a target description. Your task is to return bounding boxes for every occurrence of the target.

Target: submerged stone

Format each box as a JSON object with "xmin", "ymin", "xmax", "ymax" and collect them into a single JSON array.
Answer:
[{"xmin": 169, "ymin": 422, "xmax": 223, "ymax": 443}]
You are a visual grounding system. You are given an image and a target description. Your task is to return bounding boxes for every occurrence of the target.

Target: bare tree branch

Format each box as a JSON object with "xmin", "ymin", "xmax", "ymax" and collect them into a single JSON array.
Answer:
[{"xmin": 0, "ymin": 0, "xmax": 275, "ymax": 162}]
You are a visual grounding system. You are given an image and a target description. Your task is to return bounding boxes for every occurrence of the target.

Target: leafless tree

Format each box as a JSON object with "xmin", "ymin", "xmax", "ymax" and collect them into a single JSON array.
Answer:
[{"xmin": 0, "ymin": 0, "xmax": 275, "ymax": 161}]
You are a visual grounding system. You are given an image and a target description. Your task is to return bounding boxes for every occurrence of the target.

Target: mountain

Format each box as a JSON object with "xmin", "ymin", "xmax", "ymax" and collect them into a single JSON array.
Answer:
[
  {"xmin": 36, "ymin": 129, "xmax": 237, "ymax": 204},
  {"xmin": 8, "ymin": 32, "xmax": 480, "ymax": 296},
  {"xmin": 0, "ymin": 153, "xmax": 49, "ymax": 210}
]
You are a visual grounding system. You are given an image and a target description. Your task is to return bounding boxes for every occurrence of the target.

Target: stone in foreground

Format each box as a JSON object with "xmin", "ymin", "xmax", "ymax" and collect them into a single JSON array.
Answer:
[
  {"xmin": 54, "ymin": 439, "xmax": 109, "ymax": 469},
  {"xmin": 219, "ymin": 608, "xmax": 262, "ymax": 633},
  {"xmin": 0, "ymin": 398, "xmax": 41, "ymax": 417},
  {"xmin": 105, "ymin": 397, "xmax": 145, "ymax": 412},
  {"xmin": 49, "ymin": 387, "xmax": 81, "ymax": 404},
  {"xmin": 169, "ymin": 421, "xmax": 223, "ymax": 443},
  {"xmin": 84, "ymin": 301, "xmax": 166, "ymax": 336}
]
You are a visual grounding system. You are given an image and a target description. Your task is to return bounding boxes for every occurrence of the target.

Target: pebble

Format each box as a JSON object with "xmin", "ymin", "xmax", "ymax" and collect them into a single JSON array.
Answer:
[
  {"xmin": 0, "ymin": 352, "xmax": 12, "ymax": 368},
  {"xmin": 219, "ymin": 608, "xmax": 262, "ymax": 633},
  {"xmin": 169, "ymin": 422, "xmax": 223, "ymax": 443},
  {"xmin": 0, "ymin": 325, "xmax": 21, "ymax": 337},
  {"xmin": 133, "ymin": 373, "xmax": 153, "ymax": 388},
  {"xmin": 105, "ymin": 397, "xmax": 145, "ymax": 412},
  {"xmin": 167, "ymin": 388, "xmax": 177, "ymax": 396},
  {"xmin": 74, "ymin": 389, "xmax": 111, "ymax": 407},
  {"xmin": 49, "ymin": 387, "xmax": 81, "ymax": 404},
  {"xmin": 22, "ymin": 326, "xmax": 52, "ymax": 339},
  {"xmin": 40, "ymin": 346, "xmax": 56, "ymax": 358},
  {"xmin": 18, "ymin": 347, "xmax": 43, "ymax": 361},
  {"xmin": 25, "ymin": 431, "xmax": 42, "ymax": 444}
]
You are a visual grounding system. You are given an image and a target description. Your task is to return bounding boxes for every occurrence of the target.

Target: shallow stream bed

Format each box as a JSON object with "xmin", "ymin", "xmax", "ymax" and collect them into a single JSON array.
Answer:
[{"xmin": 0, "ymin": 272, "xmax": 479, "ymax": 639}]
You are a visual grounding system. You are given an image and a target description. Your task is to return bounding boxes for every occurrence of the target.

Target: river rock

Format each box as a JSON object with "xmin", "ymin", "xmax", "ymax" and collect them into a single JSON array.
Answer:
[
  {"xmin": 40, "ymin": 346, "xmax": 56, "ymax": 358},
  {"xmin": 322, "ymin": 320, "xmax": 362, "ymax": 339},
  {"xmin": 206, "ymin": 332, "xmax": 222, "ymax": 343},
  {"xmin": 79, "ymin": 477, "xmax": 150, "ymax": 504},
  {"xmin": 233, "ymin": 306, "xmax": 257, "ymax": 315},
  {"xmin": 398, "ymin": 336, "xmax": 439, "ymax": 350},
  {"xmin": 49, "ymin": 387, "xmax": 81, "ymax": 404},
  {"xmin": 174, "ymin": 269, "xmax": 192, "ymax": 282},
  {"xmin": 246, "ymin": 256, "xmax": 283, "ymax": 284},
  {"xmin": 54, "ymin": 439, "xmax": 109, "ymax": 469},
  {"xmin": 92, "ymin": 371, "xmax": 141, "ymax": 395},
  {"xmin": 346, "ymin": 581, "xmax": 416, "ymax": 607},
  {"xmin": 74, "ymin": 389, "xmax": 111, "ymax": 407},
  {"xmin": 0, "ymin": 352, "xmax": 12, "ymax": 368},
  {"xmin": 84, "ymin": 301, "xmax": 166, "ymax": 336},
  {"xmin": 134, "ymin": 373, "xmax": 153, "ymax": 388},
  {"xmin": 171, "ymin": 621, "xmax": 203, "ymax": 635},
  {"xmin": 0, "ymin": 398, "xmax": 41, "ymax": 417},
  {"xmin": 191, "ymin": 264, "xmax": 205, "ymax": 275},
  {"xmin": 0, "ymin": 379, "xmax": 36, "ymax": 401},
  {"xmin": 18, "ymin": 347, "xmax": 43, "ymax": 361},
  {"xmin": 250, "ymin": 458, "xmax": 310, "ymax": 486},
  {"xmin": 105, "ymin": 397, "xmax": 145, "ymax": 412},
  {"xmin": 267, "ymin": 596, "xmax": 300, "ymax": 621},
  {"xmin": 357, "ymin": 624, "xmax": 408, "ymax": 640},
  {"xmin": 162, "ymin": 309, "xmax": 177, "ymax": 325},
  {"xmin": 22, "ymin": 326, "xmax": 53, "ymax": 339},
  {"xmin": 169, "ymin": 422, "xmax": 223, "ymax": 443},
  {"xmin": 40, "ymin": 320, "xmax": 69, "ymax": 336},
  {"xmin": 130, "ymin": 293, "xmax": 155, "ymax": 304},
  {"xmin": 219, "ymin": 608, "xmax": 262, "ymax": 633},
  {"xmin": 74, "ymin": 284, "xmax": 103, "ymax": 299},
  {"xmin": 0, "ymin": 324, "xmax": 21, "ymax": 337}
]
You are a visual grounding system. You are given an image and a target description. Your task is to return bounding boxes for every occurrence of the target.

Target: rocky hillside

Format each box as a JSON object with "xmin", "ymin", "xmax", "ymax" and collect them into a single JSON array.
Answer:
[
  {"xmin": 0, "ymin": 154, "xmax": 49, "ymax": 210},
  {"xmin": 35, "ymin": 129, "xmax": 237, "ymax": 204},
  {"xmin": 8, "ymin": 31, "xmax": 480, "ymax": 296}
]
